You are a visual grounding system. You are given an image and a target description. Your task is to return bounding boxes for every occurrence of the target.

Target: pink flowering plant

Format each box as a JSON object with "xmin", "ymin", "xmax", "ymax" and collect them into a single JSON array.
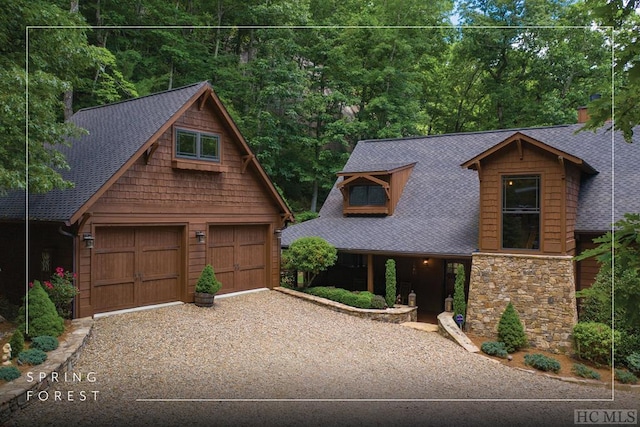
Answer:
[{"xmin": 45, "ymin": 267, "xmax": 79, "ymax": 318}]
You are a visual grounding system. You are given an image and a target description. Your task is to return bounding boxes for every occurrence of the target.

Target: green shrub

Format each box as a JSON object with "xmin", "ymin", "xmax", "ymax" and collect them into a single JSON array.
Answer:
[
  {"xmin": 31, "ymin": 335, "xmax": 59, "ymax": 352},
  {"xmin": 195, "ymin": 264, "xmax": 222, "ymax": 294},
  {"xmin": 453, "ymin": 264, "xmax": 466, "ymax": 319},
  {"xmin": 44, "ymin": 267, "xmax": 79, "ymax": 318},
  {"xmin": 370, "ymin": 295, "xmax": 387, "ymax": 309},
  {"xmin": 17, "ymin": 281, "xmax": 64, "ymax": 338},
  {"xmin": 524, "ymin": 353, "xmax": 561, "ymax": 373},
  {"xmin": 294, "ymin": 211, "xmax": 319, "ymax": 223},
  {"xmin": 481, "ymin": 341, "xmax": 508, "ymax": 358},
  {"xmin": 304, "ymin": 287, "xmax": 384, "ymax": 309},
  {"xmin": 573, "ymin": 322, "xmax": 619, "ymax": 366},
  {"xmin": 282, "ymin": 237, "xmax": 337, "ymax": 287},
  {"xmin": 0, "ymin": 366, "xmax": 21, "ymax": 382},
  {"xmin": 385, "ymin": 259, "xmax": 397, "ymax": 308},
  {"xmin": 9, "ymin": 329, "xmax": 25, "ymax": 358},
  {"xmin": 497, "ymin": 303, "xmax": 528, "ymax": 353},
  {"xmin": 572, "ymin": 363, "xmax": 601, "ymax": 380},
  {"xmin": 18, "ymin": 349, "xmax": 47, "ymax": 365},
  {"xmin": 615, "ymin": 331, "xmax": 640, "ymax": 367},
  {"xmin": 615, "ymin": 369, "xmax": 638, "ymax": 384},
  {"xmin": 626, "ymin": 353, "xmax": 640, "ymax": 374}
]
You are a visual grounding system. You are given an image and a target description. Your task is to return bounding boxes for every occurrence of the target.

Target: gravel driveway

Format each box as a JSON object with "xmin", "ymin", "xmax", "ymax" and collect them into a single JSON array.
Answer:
[{"xmin": 6, "ymin": 290, "xmax": 638, "ymax": 426}]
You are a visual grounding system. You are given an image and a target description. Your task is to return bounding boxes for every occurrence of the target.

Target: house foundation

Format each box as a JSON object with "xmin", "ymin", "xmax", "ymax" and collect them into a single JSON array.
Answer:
[{"xmin": 466, "ymin": 252, "xmax": 577, "ymax": 353}]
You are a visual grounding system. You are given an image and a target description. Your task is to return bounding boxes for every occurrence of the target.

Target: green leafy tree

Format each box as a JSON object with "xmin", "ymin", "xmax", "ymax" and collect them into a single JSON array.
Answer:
[
  {"xmin": 17, "ymin": 281, "xmax": 65, "ymax": 338},
  {"xmin": 282, "ymin": 237, "xmax": 337, "ymax": 287},
  {"xmin": 582, "ymin": 0, "xmax": 640, "ymax": 142},
  {"xmin": 385, "ymin": 259, "xmax": 397, "ymax": 308},
  {"xmin": 0, "ymin": 0, "xmax": 135, "ymax": 195},
  {"xmin": 453, "ymin": 264, "xmax": 467, "ymax": 319},
  {"xmin": 497, "ymin": 302, "xmax": 528, "ymax": 353}
]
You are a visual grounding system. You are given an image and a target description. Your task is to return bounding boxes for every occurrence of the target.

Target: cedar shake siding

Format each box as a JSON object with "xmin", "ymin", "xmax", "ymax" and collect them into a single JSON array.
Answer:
[{"xmin": 0, "ymin": 82, "xmax": 292, "ymax": 318}]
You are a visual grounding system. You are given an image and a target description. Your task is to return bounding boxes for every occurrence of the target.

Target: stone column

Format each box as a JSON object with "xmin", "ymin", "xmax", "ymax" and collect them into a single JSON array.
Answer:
[{"xmin": 466, "ymin": 252, "xmax": 578, "ymax": 353}]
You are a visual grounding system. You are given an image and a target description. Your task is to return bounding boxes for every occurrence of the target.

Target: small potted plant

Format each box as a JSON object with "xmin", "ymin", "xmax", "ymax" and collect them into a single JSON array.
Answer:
[{"xmin": 194, "ymin": 264, "xmax": 222, "ymax": 307}]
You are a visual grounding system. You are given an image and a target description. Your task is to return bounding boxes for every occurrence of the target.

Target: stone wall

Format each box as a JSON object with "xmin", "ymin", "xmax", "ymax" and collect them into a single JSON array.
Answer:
[{"xmin": 466, "ymin": 252, "xmax": 577, "ymax": 353}]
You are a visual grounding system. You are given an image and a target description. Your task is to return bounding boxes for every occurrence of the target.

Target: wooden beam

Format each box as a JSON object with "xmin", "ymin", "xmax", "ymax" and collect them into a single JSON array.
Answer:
[
  {"xmin": 145, "ymin": 142, "xmax": 159, "ymax": 164},
  {"xmin": 241, "ymin": 154, "xmax": 255, "ymax": 173},
  {"xmin": 198, "ymin": 92, "xmax": 208, "ymax": 111},
  {"xmin": 558, "ymin": 156, "xmax": 565, "ymax": 179},
  {"xmin": 516, "ymin": 139, "xmax": 523, "ymax": 160},
  {"xmin": 367, "ymin": 254, "xmax": 374, "ymax": 294}
]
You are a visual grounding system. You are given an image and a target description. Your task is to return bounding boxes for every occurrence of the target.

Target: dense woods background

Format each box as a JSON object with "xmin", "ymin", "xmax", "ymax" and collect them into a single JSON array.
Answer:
[{"xmin": 1, "ymin": 0, "xmax": 638, "ymax": 212}]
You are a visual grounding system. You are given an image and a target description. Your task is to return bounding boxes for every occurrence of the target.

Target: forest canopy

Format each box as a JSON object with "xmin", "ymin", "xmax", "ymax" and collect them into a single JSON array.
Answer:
[{"xmin": 2, "ymin": 0, "xmax": 636, "ymax": 211}]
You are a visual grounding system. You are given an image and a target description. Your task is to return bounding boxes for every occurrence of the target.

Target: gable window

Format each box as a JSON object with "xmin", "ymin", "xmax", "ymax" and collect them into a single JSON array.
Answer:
[
  {"xmin": 349, "ymin": 185, "xmax": 386, "ymax": 206},
  {"xmin": 176, "ymin": 128, "xmax": 220, "ymax": 161},
  {"xmin": 502, "ymin": 175, "xmax": 540, "ymax": 250}
]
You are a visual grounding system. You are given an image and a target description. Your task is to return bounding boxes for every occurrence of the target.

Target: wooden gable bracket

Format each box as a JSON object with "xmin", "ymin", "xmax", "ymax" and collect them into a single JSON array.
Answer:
[
  {"xmin": 145, "ymin": 142, "xmax": 159, "ymax": 165},
  {"xmin": 76, "ymin": 212, "xmax": 93, "ymax": 233},
  {"xmin": 475, "ymin": 160, "xmax": 482, "ymax": 181},
  {"xmin": 198, "ymin": 91, "xmax": 210, "ymax": 111},
  {"xmin": 241, "ymin": 154, "xmax": 255, "ymax": 174},
  {"xmin": 516, "ymin": 138, "xmax": 523, "ymax": 160},
  {"xmin": 558, "ymin": 155, "xmax": 565, "ymax": 179}
]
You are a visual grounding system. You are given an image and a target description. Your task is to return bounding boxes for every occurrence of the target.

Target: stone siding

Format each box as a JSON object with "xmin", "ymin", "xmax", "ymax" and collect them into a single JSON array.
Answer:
[{"xmin": 466, "ymin": 252, "xmax": 577, "ymax": 353}]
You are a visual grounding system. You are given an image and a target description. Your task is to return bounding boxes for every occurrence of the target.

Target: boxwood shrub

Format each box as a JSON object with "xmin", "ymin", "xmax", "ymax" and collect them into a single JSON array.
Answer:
[
  {"xmin": 573, "ymin": 322, "xmax": 619, "ymax": 366},
  {"xmin": 524, "ymin": 353, "xmax": 561, "ymax": 373},
  {"xmin": 305, "ymin": 287, "xmax": 384, "ymax": 310}
]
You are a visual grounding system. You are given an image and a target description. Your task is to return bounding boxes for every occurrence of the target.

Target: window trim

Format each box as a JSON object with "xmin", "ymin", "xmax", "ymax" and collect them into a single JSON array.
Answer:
[
  {"xmin": 172, "ymin": 126, "xmax": 228, "ymax": 172},
  {"xmin": 501, "ymin": 174, "xmax": 541, "ymax": 251},
  {"xmin": 175, "ymin": 127, "xmax": 221, "ymax": 162}
]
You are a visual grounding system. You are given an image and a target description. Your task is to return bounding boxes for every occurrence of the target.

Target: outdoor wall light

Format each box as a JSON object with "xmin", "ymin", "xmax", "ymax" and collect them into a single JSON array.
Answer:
[
  {"xmin": 422, "ymin": 258, "xmax": 429, "ymax": 266},
  {"xmin": 83, "ymin": 233, "xmax": 94, "ymax": 249},
  {"xmin": 408, "ymin": 290, "xmax": 417, "ymax": 307},
  {"xmin": 195, "ymin": 231, "xmax": 206, "ymax": 244}
]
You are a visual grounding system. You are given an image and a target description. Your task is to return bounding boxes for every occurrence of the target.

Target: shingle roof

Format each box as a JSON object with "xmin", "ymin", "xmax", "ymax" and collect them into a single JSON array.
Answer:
[
  {"xmin": 0, "ymin": 82, "xmax": 208, "ymax": 222},
  {"xmin": 282, "ymin": 124, "xmax": 640, "ymax": 256}
]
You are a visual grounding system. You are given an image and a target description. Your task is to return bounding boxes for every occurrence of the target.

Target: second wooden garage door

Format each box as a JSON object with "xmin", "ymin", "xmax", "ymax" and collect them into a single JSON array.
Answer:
[
  {"xmin": 93, "ymin": 226, "xmax": 182, "ymax": 313},
  {"xmin": 208, "ymin": 225, "xmax": 267, "ymax": 293}
]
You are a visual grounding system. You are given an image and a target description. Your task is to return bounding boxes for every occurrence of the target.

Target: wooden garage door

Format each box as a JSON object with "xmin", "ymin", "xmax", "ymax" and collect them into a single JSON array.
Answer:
[
  {"xmin": 208, "ymin": 225, "xmax": 267, "ymax": 293},
  {"xmin": 93, "ymin": 226, "xmax": 182, "ymax": 313}
]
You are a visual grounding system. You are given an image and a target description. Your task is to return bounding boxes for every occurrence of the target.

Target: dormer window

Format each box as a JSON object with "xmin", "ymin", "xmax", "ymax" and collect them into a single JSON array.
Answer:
[
  {"xmin": 337, "ymin": 162, "xmax": 415, "ymax": 216},
  {"xmin": 350, "ymin": 185, "xmax": 387, "ymax": 206}
]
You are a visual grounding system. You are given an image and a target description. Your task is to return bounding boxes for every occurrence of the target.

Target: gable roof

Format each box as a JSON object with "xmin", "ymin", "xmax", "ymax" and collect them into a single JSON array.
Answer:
[
  {"xmin": 0, "ymin": 82, "xmax": 291, "ymax": 224},
  {"xmin": 282, "ymin": 124, "xmax": 640, "ymax": 256}
]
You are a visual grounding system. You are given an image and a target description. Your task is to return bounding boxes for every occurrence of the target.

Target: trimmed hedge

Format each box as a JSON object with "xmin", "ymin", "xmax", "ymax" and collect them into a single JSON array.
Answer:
[{"xmin": 305, "ymin": 287, "xmax": 385, "ymax": 310}]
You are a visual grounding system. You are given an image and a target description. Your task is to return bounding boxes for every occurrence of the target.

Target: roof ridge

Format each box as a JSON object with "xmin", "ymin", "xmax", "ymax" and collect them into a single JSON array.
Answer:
[
  {"xmin": 72, "ymin": 81, "xmax": 208, "ymax": 114},
  {"xmin": 359, "ymin": 124, "xmax": 575, "ymax": 143}
]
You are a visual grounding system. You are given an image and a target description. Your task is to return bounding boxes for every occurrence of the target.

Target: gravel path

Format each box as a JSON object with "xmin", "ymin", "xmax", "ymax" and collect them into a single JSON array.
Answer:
[{"xmin": 5, "ymin": 290, "xmax": 638, "ymax": 426}]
